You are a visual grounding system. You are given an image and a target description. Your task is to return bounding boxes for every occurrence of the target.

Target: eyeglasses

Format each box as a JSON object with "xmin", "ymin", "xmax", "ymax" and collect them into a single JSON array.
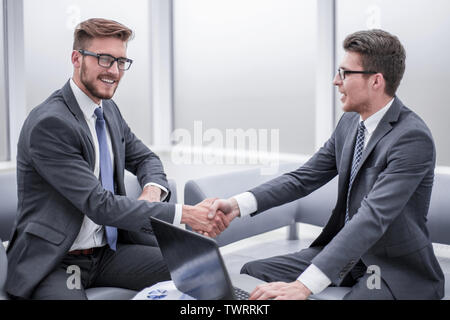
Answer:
[
  {"xmin": 78, "ymin": 49, "xmax": 133, "ymax": 71},
  {"xmin": 337, "ymin": 68, "xmax": 377, "ymax": 80}
]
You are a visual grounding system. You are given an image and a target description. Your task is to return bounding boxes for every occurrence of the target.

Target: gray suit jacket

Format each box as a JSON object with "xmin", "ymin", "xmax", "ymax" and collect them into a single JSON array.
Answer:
[
  {"xmin": 6, "ymin": 81, "xmax": 176, "ymax": 298},
  {"xmin": 250, "ymin": 97, "xmax": 444, "ymax": 299}
]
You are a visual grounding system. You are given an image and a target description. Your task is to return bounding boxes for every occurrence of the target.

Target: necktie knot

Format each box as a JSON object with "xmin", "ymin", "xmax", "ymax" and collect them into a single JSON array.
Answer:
[
  {"xmin": 358, "ymin": 121, "xmax": 366, "ymax": 135},
  {"xmin": 94, "ymin": 107, "xmax": 104, "ymax": 120}
]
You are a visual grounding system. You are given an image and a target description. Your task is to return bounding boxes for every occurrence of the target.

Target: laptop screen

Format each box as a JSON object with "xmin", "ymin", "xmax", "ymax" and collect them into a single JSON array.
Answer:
[{"xmin": 150, "ymin": 217, "xmax": 235, "ymax": 300}]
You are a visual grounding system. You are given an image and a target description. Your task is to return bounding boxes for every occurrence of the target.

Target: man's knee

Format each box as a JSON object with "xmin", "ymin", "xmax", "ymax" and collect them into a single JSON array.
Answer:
[
  {"xmin": 240, "ymin": 260, "xmax": 273, "ymax": 282},
  {"xmin": 240, "ymin": 261, "xmax": 254, "ymax": 276},
  {"xmin": 240, "ymin": 260, "xmax": 260, "ymax": 277}
]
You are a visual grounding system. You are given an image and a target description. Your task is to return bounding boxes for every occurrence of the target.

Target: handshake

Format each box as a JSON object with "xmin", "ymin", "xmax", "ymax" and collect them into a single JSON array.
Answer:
[{"xmin": 181, "ymin": 198, "xmax": 241, "ymax": 238}]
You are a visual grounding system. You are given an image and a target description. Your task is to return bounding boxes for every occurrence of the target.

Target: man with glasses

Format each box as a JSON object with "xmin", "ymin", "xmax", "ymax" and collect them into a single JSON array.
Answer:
[
  {"xmin": 5, "ymin": 18, "xmax": 229, "ymax": 300},
  {"xmin": 209, "ymin": 29, "xmax": 444, "ymax": 299}
]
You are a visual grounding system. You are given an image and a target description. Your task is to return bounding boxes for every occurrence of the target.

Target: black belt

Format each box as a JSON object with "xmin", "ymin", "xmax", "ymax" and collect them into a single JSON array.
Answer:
[{"xmin": 68, "ymin": 248, "xmax": 97, "ymax": 255}]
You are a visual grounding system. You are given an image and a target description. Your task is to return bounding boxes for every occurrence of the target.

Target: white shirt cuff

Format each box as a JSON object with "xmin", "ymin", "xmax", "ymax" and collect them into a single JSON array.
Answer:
[
  {"xmin": 297, "ymin": 264, "xmax": 332, "ymax": 295},
  {"xmin": 173, "ymin": 204, "xmax": 183, "ymax": 226},
  {"xmin": 144, "ymin": 182, "xmax": 169, "ymax": 201},
  {"xmin": 233, "ymin": 192, "xmax": 258, "ymax": 217}
]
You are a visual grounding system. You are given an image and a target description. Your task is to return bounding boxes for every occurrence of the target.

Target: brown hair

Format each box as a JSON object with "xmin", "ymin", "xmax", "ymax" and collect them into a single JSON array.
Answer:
[
  {"xmin": 343, "ymin": 29, "xmax": 406, "ymax": 97},
  {"xmin": 73, "ymin": 18, "xmax": 134, "ymax": 50}
]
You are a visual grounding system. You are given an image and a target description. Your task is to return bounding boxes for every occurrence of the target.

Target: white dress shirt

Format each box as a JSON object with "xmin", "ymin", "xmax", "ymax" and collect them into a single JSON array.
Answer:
[
  {"xmin": 233, "ymin": 98, "xmax": 394, "ymax": 294},
  {"xmin": 69, "ymin": 79, "xmax": 182, "ymax": 251}
]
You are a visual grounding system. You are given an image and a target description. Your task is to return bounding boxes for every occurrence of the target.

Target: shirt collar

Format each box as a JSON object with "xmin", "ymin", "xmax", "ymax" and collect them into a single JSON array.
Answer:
[
  {"xmin": 70, "ymin": 78, "xmax": 103, "ymax": 119},
  {"xmin": 360, "ymin": 98, "xmax": 395, "ymax": 135}
]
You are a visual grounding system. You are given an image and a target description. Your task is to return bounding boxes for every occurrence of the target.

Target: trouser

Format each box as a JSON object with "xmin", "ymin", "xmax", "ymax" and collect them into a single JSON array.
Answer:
[
  {"xmin": 240, "ymin": 246, "xmax": 394, "ymax": 300},
  {"xmin": 30, "ymin": 243, "xmax": 170, "ymax": 300}
]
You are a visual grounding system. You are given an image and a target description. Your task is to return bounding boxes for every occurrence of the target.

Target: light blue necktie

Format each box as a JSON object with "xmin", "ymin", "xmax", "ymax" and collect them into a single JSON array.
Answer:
[
  {"xmin": 345, "ymin": 121, "xmax": 366, "ymax": 224},
  {"xmin": 94, "ymin": 107, "xmax": 118, "ymax": 251}
]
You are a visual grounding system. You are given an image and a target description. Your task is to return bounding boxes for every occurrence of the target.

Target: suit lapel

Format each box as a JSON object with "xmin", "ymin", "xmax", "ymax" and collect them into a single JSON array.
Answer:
[
  {"xmin": 102, "ymin": 101, "xmax": 124, "ymax": 191},
  {"xmin": 61, "ymin": 80, "xmax": 95, "ymax": 158},
  {"xmin": 348, "ymin": 97, "xmax": 402, "ymax": 192},
  {"xmin": 337, "ymin": 115, "xmax": 359, "ymax": 198}
]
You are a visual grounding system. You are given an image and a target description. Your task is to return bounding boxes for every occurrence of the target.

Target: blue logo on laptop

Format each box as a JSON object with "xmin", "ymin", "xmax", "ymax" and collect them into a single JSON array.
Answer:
[{"xmin": 147, "ymin": 289, "xmax": 168, "ymax": 300}]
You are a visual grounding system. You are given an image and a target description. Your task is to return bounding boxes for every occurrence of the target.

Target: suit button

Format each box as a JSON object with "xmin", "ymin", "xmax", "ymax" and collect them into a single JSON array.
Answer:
[{"xmin": 339, "ymin": 272, "xmax": 345, "ymax": 278}]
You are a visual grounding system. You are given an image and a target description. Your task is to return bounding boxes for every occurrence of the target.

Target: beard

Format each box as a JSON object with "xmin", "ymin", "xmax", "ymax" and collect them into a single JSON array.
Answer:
[{"xmin": 80, "ymin": 63, "xmax": 119, "ymax": 101}]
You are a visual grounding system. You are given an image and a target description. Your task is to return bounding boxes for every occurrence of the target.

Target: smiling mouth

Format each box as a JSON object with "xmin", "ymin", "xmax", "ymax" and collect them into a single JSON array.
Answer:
[{"xmin": 100, "ymin": 78, "xmax": 117, "ymax": 85}]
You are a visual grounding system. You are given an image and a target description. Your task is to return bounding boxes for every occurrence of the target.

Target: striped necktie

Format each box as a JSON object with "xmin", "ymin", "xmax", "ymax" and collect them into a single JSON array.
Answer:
[{"xmin": 345, "ymin": 121, "xmax": 366, "ymax": 224}]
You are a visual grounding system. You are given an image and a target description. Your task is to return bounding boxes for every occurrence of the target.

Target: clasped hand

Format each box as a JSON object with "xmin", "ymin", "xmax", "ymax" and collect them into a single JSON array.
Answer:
[
  {"xmin": 182, "ymin": 198, "xmax": 240, "ymax": 238},
  {"xmin": 138, "ymin": 186, "xmax": 237, "ymax": 238}
]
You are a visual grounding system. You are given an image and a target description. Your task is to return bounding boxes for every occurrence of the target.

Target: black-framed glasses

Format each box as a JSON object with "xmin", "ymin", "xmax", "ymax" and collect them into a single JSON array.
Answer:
[
  {"xmin": 337, "ymin": 68, "xmax": 377, "ymax": 80},
  {"xmin": 78, "ymin": 49, "xmax": 133, "ymax": 71}
]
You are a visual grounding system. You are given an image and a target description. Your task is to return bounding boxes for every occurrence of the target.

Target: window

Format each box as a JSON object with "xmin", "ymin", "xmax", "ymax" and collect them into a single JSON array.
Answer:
[{"xmin": 173, "ymin": 0, "xmax": 318, "ymax": 156}]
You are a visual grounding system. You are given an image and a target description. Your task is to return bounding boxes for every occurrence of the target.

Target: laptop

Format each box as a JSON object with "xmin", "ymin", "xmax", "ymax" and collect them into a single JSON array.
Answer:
[{"xmin": 150, "ymin": 217, "xmax": 266, "ymax": 300}]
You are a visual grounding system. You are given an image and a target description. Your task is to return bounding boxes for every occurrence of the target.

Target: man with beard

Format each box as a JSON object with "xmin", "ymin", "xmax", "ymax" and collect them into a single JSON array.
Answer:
[{"xmin": 5, "ymin": 18, "xmax": 229, "ymax": 300}]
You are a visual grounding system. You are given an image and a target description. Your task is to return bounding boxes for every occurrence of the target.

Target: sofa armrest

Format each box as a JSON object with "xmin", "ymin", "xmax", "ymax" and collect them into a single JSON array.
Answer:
[
  {"xmin": 122, "ymin": 172, "xmax": 177, "ymax": 247},
  {"xmin": 427, "ymin": 172, "xmax": 450, "ymax": 245},
  {"xmin": 294, "ymin": 176, "xmax": 337, "ymax": 227},
  {"xmin": 0, "ymin": 170, "xmax": 18, "ymax": 241},
  {"xmin": 0, "ymin": 238, "xmax": 8, "ymax": 300},
  {"xmin": 124, "ymin": 170, "xmax": 177, "ymax": 204}
]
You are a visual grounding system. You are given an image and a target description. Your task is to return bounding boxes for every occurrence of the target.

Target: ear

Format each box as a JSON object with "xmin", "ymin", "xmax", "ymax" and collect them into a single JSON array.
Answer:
[
  {"xmin": 372, "ymin": 73, "xmax": 385, "ymax": 92},
  {"xmin": 71, "ymin": 50, "xmax": 82, "ymax": 68}
]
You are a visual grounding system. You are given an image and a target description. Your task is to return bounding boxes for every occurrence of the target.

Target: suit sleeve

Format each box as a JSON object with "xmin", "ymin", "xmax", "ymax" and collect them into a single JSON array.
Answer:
[
  {"xmin": 311, "ymin": 128, "xmax": 435, "ymax": 285},
  {"xmin": 249, "ymin": 121, "xmax": 339, "ymax": 214},
  {"xmin": 28, "ymin": 116, "xmax": 175, "ymax": 232}
]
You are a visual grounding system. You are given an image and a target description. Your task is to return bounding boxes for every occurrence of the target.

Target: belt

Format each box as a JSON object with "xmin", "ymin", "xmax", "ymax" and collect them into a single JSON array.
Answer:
[{"xmin": 68, "ymin": 248, "xmax": 97, "ymax": 255}]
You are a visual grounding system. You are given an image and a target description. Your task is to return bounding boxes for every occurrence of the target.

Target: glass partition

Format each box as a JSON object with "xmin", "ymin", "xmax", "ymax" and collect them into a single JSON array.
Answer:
[{"xmin": 173, "ymin": 0, "xmax": 318, "ymax": 155}]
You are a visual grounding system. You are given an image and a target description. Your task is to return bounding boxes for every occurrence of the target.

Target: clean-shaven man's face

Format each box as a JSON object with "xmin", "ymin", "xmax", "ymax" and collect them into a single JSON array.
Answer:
[
  {"xmin": 75, "ymin": 37, "xmax": 127, "ymax": 104},
  {"xmin": 333, "ymin": 51, "xmax": 373, "ymax": 115}
]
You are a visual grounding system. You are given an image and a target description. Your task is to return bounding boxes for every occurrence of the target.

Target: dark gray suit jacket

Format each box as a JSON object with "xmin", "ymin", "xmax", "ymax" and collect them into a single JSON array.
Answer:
[
  {"xmin": 250, "ymin": 97, "xmax": 445, "ymax": 299},
  {"xmin": 6, "ymin": 81, "xmax": 176, "ymax": 298}
]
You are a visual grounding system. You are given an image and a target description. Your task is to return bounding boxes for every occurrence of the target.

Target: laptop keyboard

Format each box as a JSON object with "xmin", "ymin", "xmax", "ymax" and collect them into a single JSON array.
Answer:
[{"xmin": 233, "ymin": 286, "xmax": 250, "ymax": 300}]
